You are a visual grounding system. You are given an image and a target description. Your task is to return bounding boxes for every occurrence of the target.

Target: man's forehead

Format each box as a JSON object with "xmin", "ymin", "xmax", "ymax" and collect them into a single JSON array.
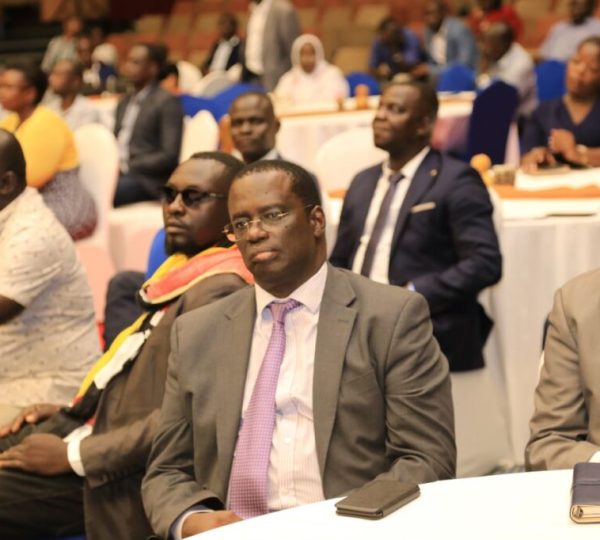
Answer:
[
  {"xmin": 168, "ymin": 159, "xmax": 225, "ymax": 189},
  {"xmin": 382, "ymin": 84, "xmax": 420, "ymax": 104},
  {"xmin": 231, "ymin": 97, "xmax": 271, "ymax": 118},
  {"xmin": 231, "ymin": 170, "xmax": 292, "ymax": 199}
]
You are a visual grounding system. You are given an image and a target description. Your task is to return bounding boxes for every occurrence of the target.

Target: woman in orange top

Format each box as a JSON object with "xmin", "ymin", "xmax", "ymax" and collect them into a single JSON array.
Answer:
[{"xmin": 0, "ymin": 63, "xmax": 96, "ymax": 240}]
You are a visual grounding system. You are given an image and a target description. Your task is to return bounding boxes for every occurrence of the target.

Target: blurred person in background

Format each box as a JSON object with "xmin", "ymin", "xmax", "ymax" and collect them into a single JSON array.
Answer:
[
  {"xmin": 477, "ymin": 22, "xmax": 537, "ymax": 120},
  {"xmin": 413, "ymin": 0, "xmax": 478, "ymax": 80},
  {"xmin": 540, "ymin": 0, "xmax": 600, "ymax": 62},
  {"xmin": 242, "ymin": 0, "xmax": 300, "ymax": 91},
  {"xmin": 274, "ymin": 34, "xmax": 349, "ymax": 106},
  {"xmin": 113, "ymin": 43, "xmax": 183, "ymax": 206},
  {"xmin": 0, "ymin": 63, "xmax": 97, "ymax": 239},
  {"xmin": 77, "ymin": 33, "xmax": 118, "ymax": 95},
  {"xmin": 46, "ymin": 59, "xmax": 100, "ymax": 131},
  {"xmin": 369, "ymin": 16, "xmax": 425, "ymax": 82},
  {"xmin": 41, "ymin": 15, "xmax": 83, "ymax": 73},
  {"xmin": 522, "ymin": 36, "xmax": 600, "ymax": 170},
  {"xmin": 201, "ymin": 13, "xmax": 242, "ymax": 75},
  {"xmin": 468, "ymin": 0, "xmax": 523, "ymax": 39}
]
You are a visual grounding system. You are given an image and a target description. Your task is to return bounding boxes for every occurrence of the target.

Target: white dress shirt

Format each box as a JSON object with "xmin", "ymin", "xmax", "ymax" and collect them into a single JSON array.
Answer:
[
  {"xmin": 351, "ymin": 147, "xmax": 430, "ymax": 284},
  {"xmin": 430, "ymin": 20, "xmax": 448, "ymax": 66},
  {"xmin": 173, "ymin": 262, "xmax": 328, "ymax": 539},
  {"xmin": 245, "ymin": 0, "xmax": 273, "ymax": 75},
  {"xmin": 209, "ymin": 36, "xmax": 240, "ymax": 72}
]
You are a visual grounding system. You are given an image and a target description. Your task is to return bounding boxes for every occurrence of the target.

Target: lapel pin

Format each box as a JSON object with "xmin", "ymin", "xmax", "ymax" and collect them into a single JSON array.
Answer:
[{"xmin": 430, "ymin": 168, "xmax": 438, "ymax": 177}]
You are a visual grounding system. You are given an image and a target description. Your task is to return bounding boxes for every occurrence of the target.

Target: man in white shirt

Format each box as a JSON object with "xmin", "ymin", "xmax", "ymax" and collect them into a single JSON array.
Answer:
[
  {"xmin": 478, "ymin": 22, "xmax": 538, "ymax": 118},
  {"xmin": 243, "ymin": 0, "xmax": 300, "ymax": 90},
  {"xmin": 46, "ymin": 59, "xmax": 100, "ymax": 131},
  {"xmin": 201, "ymin": 13, "xmax": 242, "ymax": 75},
  {"xmin": 527, "ymin": 268, "xmax": 600, "ymax": 469},
  {"xmin": 142, "ymin": 159, "xmax": 456, "ymax": 539},
  {"xmin": 540, "ymin": 0, "xmax": 600, "ymax": 62},
  {"xmin": 0, "ymin": 128, "xmax": 99, "ymax": 425},
  {"xmin": 330, "ymin": 80, "xmax": 502, "ymax": 373}
]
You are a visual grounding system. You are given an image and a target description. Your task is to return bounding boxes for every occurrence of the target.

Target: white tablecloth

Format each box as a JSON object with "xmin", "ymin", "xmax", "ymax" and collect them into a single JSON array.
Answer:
[
  {"xmin": 278, "ymin": 97, "xmax": 473, "ymax": 173},
  {"xmin": 194, "ymin": 470, "xmax": 594, "ymax": 540}
]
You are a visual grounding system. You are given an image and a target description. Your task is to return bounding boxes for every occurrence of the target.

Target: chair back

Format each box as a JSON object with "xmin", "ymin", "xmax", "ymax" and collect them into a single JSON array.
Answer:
[
  {"xmin": 535, "ymin": 60, "xmax": 566, "ymax": 102},
  {"xmin": 466, "ymin": 81, "xmax": 519, "ymax": 165},
  {"xmin": 346, "ymin": 71, "xmax": 380, "ymax": 97},
  {"xmin": 176, "ymin": 60, "xmax": 202, "ymax": 94},
  {"xmin": 179, "ymin": 110, "xmax": 219, "ymax": 162},
  {"xmin": 437, "ymin": 64, "xmax": 476, "ymax": 92},
  {"xmin": 315, "ymin": 127, "xmax": 386, "ymax": 195},
  {"xmin": 74, "ymin": 123, "xmax": 119, "ymax": 246}
]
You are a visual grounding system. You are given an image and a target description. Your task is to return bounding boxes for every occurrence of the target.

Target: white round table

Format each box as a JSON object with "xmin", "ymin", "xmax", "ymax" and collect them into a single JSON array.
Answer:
[{"xmin": 193, "ymin": 470, "xmax": 596, "ymax": 540}]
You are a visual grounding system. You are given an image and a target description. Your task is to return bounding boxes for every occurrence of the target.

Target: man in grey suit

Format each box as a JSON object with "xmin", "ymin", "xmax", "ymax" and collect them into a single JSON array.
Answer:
[
  {"xmin": 526, "ymin": 269, "xmax": 600, "ymax": 470},
  {"xmin": 113, "ymin": 43, "xmax": 184, "ymax": 206},
  {"xmin": 242, "ymin": 0, "xmax": 300, "ymax": 91},
  {"xmin": 142, "ymin": 159, "xmax": 456, "ymax": 538}
]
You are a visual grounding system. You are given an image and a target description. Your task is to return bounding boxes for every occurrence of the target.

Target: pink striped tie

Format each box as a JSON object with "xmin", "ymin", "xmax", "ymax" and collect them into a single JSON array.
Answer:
[{"xmin": 228, "ymin": 299, "xmax": 301, "ymax": 518}]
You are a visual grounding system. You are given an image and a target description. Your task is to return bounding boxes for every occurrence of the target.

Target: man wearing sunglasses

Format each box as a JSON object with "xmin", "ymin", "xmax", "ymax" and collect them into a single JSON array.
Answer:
[
  {"xmin": 0, "ymin": 152, "xmax": 254, "ymax": 540},
  {"xmin": 142, "ymin": 159, "xmax": 455, "ymax": 539}
]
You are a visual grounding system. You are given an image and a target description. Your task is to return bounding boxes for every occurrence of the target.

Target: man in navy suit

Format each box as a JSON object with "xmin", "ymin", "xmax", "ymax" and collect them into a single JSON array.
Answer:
[{"xmin": 330, "ymin": 80, "xmax": 502, "ymax": 372}]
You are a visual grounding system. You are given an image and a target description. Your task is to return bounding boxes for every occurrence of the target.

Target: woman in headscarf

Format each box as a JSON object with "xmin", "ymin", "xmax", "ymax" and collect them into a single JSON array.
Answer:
[{"xmin": 274, "ymin": 34, "xmax": 350, "ymax": 106}]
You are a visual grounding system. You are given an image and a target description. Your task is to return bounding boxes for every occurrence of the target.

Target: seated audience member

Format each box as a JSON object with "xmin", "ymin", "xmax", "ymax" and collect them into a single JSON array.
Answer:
[
  {"xmin": 478, "ymin": 22, "xmax": 538, "ymax": 119},
  {"xmin": 0, "ymin": 152, "xmax": 253, "ymax": 539},
  {"xmin": 242, "ymin": 0, "xmax": 300, "ymax": 91},
  {"xmin": 159, "ymin": 62, "xmax": 180, "ymax": 95},
  {"xmin": 540, "ymin": 0, "xmax": 600, "ymax": 62},
  {"xmin": 0, "ymin": 129, "xmax": 99, "ymax": 426},
  {"xmin": 103, "ymin": 91, "xmax": 290, "ymax": 338},
  {"xmin": 526, "ymin": 268, "xmax": 600, "ymax": 470},
  {"xmin": 142, "ymin": 159, "xmax": 456, "ymax": 539},
  {"xmin": 77, "ymin": 33, "xmax": 118, "ymax": 95},
  {"xmin": 0, "ymin": 63, "xmax": 97, "ymax": 239},
  {"xmin": 274, "ymin": 34, "xmax": 349, "ymax": 106},
  {"xmin": 113, "ymin": 43, "xmax": 184, "ymax": 207},
  {"xmin": 370, "ymin": 16, "xmax": 424, "ymax": 81},
  {"xmin": 41, "ymin": 15, "xmax": 82, "ymax": 72},
  {"xmin": 521, "ymin": 37, "xmax": 600, "ymax": 170},
  {"xmin": 468, "ymin": 0, "xmax": 523, "ymax": 39},
  {"xmin": 330, "ymin": 80, "xmax": 502, "ymax": 373},
  {"xmin": 414, "ymin": 0, "xmax": 478, "ymax": 79},
  {"xmin": 201, "ymin": 13, "xmax": 242, "ymax": 75},
  {"xmin": 46, "ymin": 59, "xmax": 100, "ymax": 131},
  {"xmin": 88, "ymin": 24, "xmax": 119, "ymax": 69}
]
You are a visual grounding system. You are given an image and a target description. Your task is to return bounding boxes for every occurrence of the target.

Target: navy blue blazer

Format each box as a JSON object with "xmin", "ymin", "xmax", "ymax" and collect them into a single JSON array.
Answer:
[{"xmin": 330, "ymin": 149, "xmax": 502, "ymax": 371}]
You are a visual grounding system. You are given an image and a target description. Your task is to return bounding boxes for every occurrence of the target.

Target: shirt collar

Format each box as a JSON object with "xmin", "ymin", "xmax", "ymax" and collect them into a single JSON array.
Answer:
[
  {"xmin": 260, "ymin": 147, "xmax": 280, "ymax": 161},
  {"xmin": 254, "ymin": 262, "xmax": 328, "ymax": 317},
  {"xmin": 384, "ymin": 146, "xmax": 430, "ymax": 180}
]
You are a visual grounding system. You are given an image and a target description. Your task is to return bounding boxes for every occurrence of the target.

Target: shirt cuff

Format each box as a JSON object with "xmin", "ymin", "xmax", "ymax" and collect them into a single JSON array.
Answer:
[
  {"xmin": 67, "ymin": 438, "xmax": 86, "ymax": 477},
  {"xmin": 171, "ymin": 506, "xmax": 213, "ymax": 540},
  {"xmin": 589, "ymin": 450, "xmax": 600, "ymax": 463}
]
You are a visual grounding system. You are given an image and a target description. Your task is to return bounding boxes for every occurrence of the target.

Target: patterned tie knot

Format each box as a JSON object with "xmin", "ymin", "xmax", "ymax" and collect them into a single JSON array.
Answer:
[
  {"xmin": 389, "ymin": 171, "xmax": 404, "ymax": 186},
  {"xmin": 268, "ymin": 299, "xmax": 301, "ymax": 324}
]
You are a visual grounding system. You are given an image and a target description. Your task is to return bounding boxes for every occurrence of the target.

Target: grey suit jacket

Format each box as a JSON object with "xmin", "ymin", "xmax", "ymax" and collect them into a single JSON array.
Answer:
[
  {"xmin": 260, "ymin": 0, "xmax": 300, "ymax": 91},
  {"xmin": 114, "ymin": 84, "xmax": 183, "ymax": 195},
  {"xmin": 142, "ymin": 265, "xmax": 456, "ymax": 538},
  {"xmin": 526, "ymin": 269, "xmax": 600, "ymax": 470}
]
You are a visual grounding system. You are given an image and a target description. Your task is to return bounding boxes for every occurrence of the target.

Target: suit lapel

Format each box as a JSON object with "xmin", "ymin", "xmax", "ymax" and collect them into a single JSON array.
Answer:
[
  {"xmin": 216, "ymin": 289, "xmax": 256, "ymax": 481},
  {"xmin": 391, "ymin": 149, "xmax": 440, "ymax": 249},
  {"xmin": 313, "ymin": 266, "xmax": 357, "ymax": 478},
  {"xmin": 354, "ymin": 164, "xmax": 384, "ymax": 239}
]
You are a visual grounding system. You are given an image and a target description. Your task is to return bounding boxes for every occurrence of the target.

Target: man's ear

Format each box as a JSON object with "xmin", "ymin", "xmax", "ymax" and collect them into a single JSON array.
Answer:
[
  {"xmin": 0, "ymin": 171, "xmax": 18, "ymax": 196},
  {"xmin": 274, "ymin": 117, "xmax": 281, "ymax": 134},
  {"xmin": 310, "ymin": 205, "xmax": 327, "ymax": 238}
]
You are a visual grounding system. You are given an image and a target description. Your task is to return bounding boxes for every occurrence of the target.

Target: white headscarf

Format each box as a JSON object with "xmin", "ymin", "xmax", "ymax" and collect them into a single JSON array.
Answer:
[{"xmin": 275, "ymin": 34, "xmax": 349, "ymax": 105}]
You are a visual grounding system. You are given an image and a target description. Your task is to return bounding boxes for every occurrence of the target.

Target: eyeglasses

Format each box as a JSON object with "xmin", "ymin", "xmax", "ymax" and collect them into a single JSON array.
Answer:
[
  {"xmin": 161, "ymin": 186, "xmax": 227, "ymax": 207},
  {"xmin": 223, "ymin": 205, "xmax": 314, "ymax": 242}
]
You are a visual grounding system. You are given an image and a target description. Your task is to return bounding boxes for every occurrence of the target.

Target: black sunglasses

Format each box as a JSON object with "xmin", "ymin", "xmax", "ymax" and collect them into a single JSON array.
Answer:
[{"xmin": 161, "ymin": 186, "xmax": 227, "ymax": 207}]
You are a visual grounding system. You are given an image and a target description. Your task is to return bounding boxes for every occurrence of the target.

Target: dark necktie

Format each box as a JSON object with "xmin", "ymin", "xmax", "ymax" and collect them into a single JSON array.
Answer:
[{"xmin": 360, "ymin": 171, "xmax": 404, "ymax": 277}]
